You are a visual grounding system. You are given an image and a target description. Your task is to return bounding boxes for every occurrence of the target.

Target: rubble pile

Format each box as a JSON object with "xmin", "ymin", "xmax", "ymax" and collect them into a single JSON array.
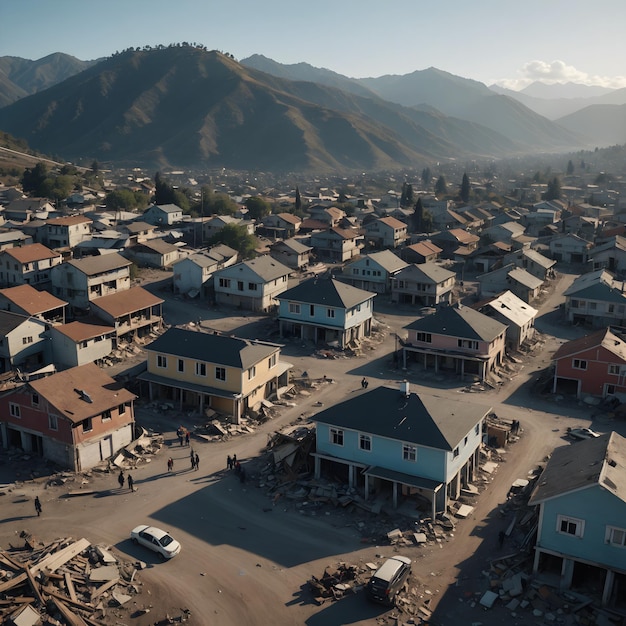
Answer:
[
  {"xmin": 0, "ymin": 533, "xmax": 148, "ymax": 625},
  {"xmin": 308, "ymin": 563, "xmax": 361, "ymax": 603},
  {"xmin": 110, "ymin": 429, "xmax": 164, "ymax": 471}
]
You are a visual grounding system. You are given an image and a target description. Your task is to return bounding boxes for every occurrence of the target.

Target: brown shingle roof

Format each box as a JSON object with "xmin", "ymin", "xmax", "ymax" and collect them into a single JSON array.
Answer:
[
  {"xmin": 0, "ymin": 285, "xmax": 67, "ymax": 314},
  {"xmin": 46, "ymin": 216, "xmax": 92, "ymax": 226},
  {"xmin": 3, "ymin": 243, "xmax": 60, "ymax": 263},
  {"xmin": 29, "ymin": 363, "xmax": 135, "ymax": 424},
  {"xmin": 53, "ymin": 321, "xmax": 115, "ymax": 342},
  {"xmin": 378, "ymin": 217, "xmax": 407, "ymax": 229},
  {"xmin": 90, "ymin": 286, "xmax": 163, "ymax": 318}
]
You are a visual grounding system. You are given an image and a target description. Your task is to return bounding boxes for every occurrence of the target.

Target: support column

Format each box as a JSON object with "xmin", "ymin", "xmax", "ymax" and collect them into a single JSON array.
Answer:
[
  {"xmin": 314, "ymin": 456, "xmax": 321, "ymax": 479},
  {"xmin": 364, "ymin": 474, "xmax": 369, "ymax": 500},
  {"xmin": 348, "ymin": 465, "xmax": 355, "ymax": 488},
  {"xmin": 561, "ymin": 558, "xmax": 574, "ymax": 590},
  {"xmin": 460, "ymin": 359, "xmax": 465, "ymax": 379},
  {"xmin": 393, "ymin": 481, "xmax": 398, "ymax": 508},
  {"xmin": 533, "ymin": 548, "xmax": 542, "ymax": 574},
  {"xmin": 602, "ymin": 569, "xmax": 614, "ymax": 606}
]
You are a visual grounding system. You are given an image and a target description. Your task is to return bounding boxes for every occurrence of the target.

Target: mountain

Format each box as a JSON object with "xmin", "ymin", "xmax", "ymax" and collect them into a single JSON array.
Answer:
[
  {"xmin": 557, "ymin": 104, "xmax": 626, "ymax": 147},
  {"xmin": 520, "ymin": 81, "xmax": 615, "ymax": 99},
  {"xmin": 0, "ymin": 53, "xmax": 98, "ymax": 107},
  {"xmin": 0, "ymin": 47, "xmax": 527, "ymax": 172}
]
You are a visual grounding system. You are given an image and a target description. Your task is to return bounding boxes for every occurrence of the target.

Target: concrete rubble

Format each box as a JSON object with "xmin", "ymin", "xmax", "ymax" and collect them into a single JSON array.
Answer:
[{"xmin": 0, "ymin": 532, "xmax": 151, "ymax": 625}]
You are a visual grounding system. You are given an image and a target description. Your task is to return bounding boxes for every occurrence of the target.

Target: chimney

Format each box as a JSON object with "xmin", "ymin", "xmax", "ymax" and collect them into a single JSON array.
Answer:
[{"xmin": 400, "ymin": 380, "xmax": 410, "ymax": 397}]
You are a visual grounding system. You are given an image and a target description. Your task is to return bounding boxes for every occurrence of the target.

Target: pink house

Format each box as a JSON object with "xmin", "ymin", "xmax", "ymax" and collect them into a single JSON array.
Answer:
[{"xmin": 402, "ymin": 303, "xmax": 507, "ymax": 382}]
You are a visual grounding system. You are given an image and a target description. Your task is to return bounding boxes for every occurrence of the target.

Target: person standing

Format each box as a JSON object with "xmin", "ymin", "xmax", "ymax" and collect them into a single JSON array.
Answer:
[
  {"xmin": 127, "ymin": 474, "xmax": 134, "ymax": 492},
  {"xmin": 194, "ymin": 453, "xmax": 200, "ymax": 471},
  {"xmin": 167, "ymin": 457, "xmax": 173, "ymax": 472},
  {"xmin": 190, "ymin": 454, "xmax": 195, "ymax": 470},
  {"xmin": 34, "ymin": 496, "xmax": 42, "ymax": 516},
  {"xmin": 227, "ymin": 455, "xmax": 232, "ymax": 470},
  {"xmin": 185, "ymin": 431, "xmax": 190, "ymax": 446},
  {"xmin": 118, "ymin": 470, "xmax": 124, "ymax": 489}
]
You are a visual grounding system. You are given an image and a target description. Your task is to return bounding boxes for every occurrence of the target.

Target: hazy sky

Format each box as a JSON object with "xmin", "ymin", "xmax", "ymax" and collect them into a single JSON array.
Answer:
[{"xmin": 2, "ymin": 0, "xmax": 626, "ymax": 90}]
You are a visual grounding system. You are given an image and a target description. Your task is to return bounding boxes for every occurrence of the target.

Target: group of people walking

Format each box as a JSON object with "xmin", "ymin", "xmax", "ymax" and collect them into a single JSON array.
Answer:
[
  {"xmin": 227, "ymin": 454, "xmax": 246, "ymax": 483},
  {"xmin": 118, "ymin": 470, "xmax": 135, "ymax": 492},
  {"xmin": 190, "ymin": 449, "xmax": 200, "ymax": 471}
]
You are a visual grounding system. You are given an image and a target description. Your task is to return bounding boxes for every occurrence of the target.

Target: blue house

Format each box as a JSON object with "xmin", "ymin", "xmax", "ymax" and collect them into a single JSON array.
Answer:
[
  {"xmin": 528, "ymin": 432, "xmax": 626, "ymax": 607},
  {"xmin": 312, "ymin": 383, "xmax": 491, "ymax": 518},
  {"xmin": 277, "ymin": 278, "xmax": 375, "ymax": 348}
]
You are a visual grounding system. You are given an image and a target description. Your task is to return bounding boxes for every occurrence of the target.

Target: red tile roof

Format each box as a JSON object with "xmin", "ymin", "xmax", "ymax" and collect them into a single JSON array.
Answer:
[{"xmin": 0, "ymin": 285, "xmax": 67, "ymax": 314}]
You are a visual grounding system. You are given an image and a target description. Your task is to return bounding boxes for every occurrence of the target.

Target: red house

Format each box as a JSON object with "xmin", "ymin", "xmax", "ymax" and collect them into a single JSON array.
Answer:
[
  {"xmin": 552, "ymin": 327, "xmax": 626, "ymax": 399},
  {"xmin": 0, "ymin": 363, "xmax": 135, "ymax": 471}
]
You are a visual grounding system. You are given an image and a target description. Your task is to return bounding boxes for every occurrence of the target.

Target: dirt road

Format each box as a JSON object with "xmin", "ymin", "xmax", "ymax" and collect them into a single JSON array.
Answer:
[{"xmin": 2, "ymin": 272, "xmax": 623, "ymax": 625}]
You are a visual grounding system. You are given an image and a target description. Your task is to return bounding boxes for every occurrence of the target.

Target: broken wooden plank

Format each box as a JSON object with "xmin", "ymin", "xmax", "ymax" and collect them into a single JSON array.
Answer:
[
  {"xmin": 64, "ymin": 571, "xmax": 78, "ymax": 602},
  {"xmin": 50, "ymin": 597, "xmax": 89, "ymax": 626},
  {"xmin": 0, "ymin": 571, "xmax": 28, "ymax": 593},
  {"xmin": 31, "ymin": 538, "xmax": 90, "ymax": 575},
  {"xmin": 24, "ymin": 566, "xmax": 45, "ymax": 607},
  {"xmin": 90, "ymin": 577, "xmax": 120, "ymax": 600},
  {"xmin": 44, "ymin": 588, "xmax": 94, "ymax": 612}
]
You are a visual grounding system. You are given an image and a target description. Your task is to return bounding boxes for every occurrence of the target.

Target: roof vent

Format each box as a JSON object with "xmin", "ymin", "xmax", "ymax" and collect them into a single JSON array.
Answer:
[{"xmin": 75, "ymin": 388, "xmax": 93, "ymax": 403}]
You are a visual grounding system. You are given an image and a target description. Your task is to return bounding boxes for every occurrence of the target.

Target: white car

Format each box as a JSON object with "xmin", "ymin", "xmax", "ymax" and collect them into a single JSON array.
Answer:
[
  {"xmin": 130, "ymin": 525, "xmax": 181, "ymax": 560},
  {"xmin": 568, "ymin": 427, "xmax": 600, "ymax": 440}
]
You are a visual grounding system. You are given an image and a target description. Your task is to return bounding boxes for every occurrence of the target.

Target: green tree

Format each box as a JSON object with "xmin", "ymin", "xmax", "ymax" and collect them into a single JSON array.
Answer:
[
  {"xmin": 435, "ymin": 175, "xmax": 447, "ymax": 197},
  {"xmin": 245, "ymin": 196, "xmax": 271, "ymax": 221},
  {"xmin": 400, "ymin": 182, "xmax": 414, "ymax": 207},
  {"xmin": 42, "ymin": 174, "xmax": 74, "ymax": 201},
  {"xmin": 410, "ymin": 197, "xmax": 424, "ymax": 232},
  {"xmin": 208, "ymin": 193, "xmax": 238, "ymax": 216},
  {"xmin": 566, "ymin": 160, "xmax": 574, "ymax": 175},
  {"xmin": 294, "ymin": 186, "xmax": 302, "ymax": 213},
  {"xmin": 460, "ymin": 173, "xmax": 470, "ymax": 203},
  {"xmin": 21, "ymin": 162, "xmax": 48, "ymax": 195},
  {"xmin": 544, "ymin": 177, "xmax": 562, "ymax": 201},
  {"xmin": 421, "ymin": 167, "xmax": 431, "ymax": 188},
  {"xmin": 208, "ymin": 223, "xmax": 257, "ymax": 259},
  {"xmin": 106, "ymin": 189, "xmax": 139, "ymax": 210}
]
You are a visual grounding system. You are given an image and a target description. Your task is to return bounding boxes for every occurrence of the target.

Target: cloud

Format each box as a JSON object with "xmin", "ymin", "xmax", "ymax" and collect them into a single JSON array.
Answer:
[{"xmin": 492, "ymin": 59, "xmax": 626, "ymax": 90}]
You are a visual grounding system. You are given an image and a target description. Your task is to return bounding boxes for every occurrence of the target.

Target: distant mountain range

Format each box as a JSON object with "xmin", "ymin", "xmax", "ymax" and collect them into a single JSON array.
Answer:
[{"xmin": 0, "ymin": 48, "xmax": 622, "ymax": 172}]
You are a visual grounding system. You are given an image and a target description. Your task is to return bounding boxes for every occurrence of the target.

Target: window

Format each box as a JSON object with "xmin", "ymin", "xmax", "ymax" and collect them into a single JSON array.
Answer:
[
  {"xmin": 330, "ymin": 428, "xmax": 344, "ymax": 446},
  {"xmin": 218, "ymin": 278, "xmax": 231, "ymax": 288},
  {"xmin": 268, "ymin": 353, "xmax": 277, "ymax": 368},
  {"xmin": 157, "ymin": 355, "xmax": 167, "ymax": 368},
  {"xmin": 403, "ymin": 444, "xmax": 417, "ymax": 462},
  {"xmin": 82, "ymin": 418, "xmax": 93, "ymax": 433},
  {"xmin": 416, "ymin": 332, "xmax": 431, "ymax": 343},
  {"xmin": 22, "ymin": 336, "xmax": 33, "ymax": 345},
  {"xmin": 572, "ymin": 359, "xmax": 587, "ymax": 370},
  {"xmin": 237, "ymin": 281, "xmax": 244, "ymax": 291},
  {"xmin": 453, "ymin": 447, "xmax": 460, "ymax": 457},
  {"xmin": 327, "ymin": 308, "xmax": 335, "ymax": 318},
  {"xmin": 9, "ymin": 403, "xmax": 20, "ymax": 418},
  {"xmin": 608, "ymin": 364, "xmax": 620, "ymax": 375},
  {"xmin": 570, "ymin": 299, "xmax": 579, "ymax": 308},
  {"xmin": 557, "ymin": 515, "xmax": 584, "ymax": 538},
  {"xmin": 608, "ymin": 304, "xmax": 615, "ymax": 313},
  {"xmin": 589, "ymin": 302, "xmax": 597, "ymax": 310},
  {"xmin": 248, "ymin": 282, "xmax": 258, "ymax": 291},
  {"xmin": 119, "ymin": 404, "xmax": 126, "ymax": 415},
  {"xmin": 288, "ymin": 302, "xmax": 300, "ymax": 314},
  {"xmin": 102, "ymin": 409, "xmax": 112, "ymax": 422},
  {"xmin": 353, "ymin": 268, "xmax": 359, "ymax": 275},
  {"xmin": 215, "ymin": 367, "xmax": 226, "ymax": 381},
  {"xmin": 310, "ymin": 305, "xmax": 315, "ymax": 316},
  {"xmin": 475, "ymin": 424, "xmax": 480, "ymax": 435},
  {"xmin": 196, "ymin": 362, "xmax": 207, "ymax": 377},
  {"xmin": 458, "ymin": 339, "xmax": 479, "ymax": 350},
  {"xmin": 606, "ymin": 526, "xmax": 626, "ymax": 547},
  {"xmin": 247, "ymin": 366, "xmax": 256, "ymax": 380},
  {"xmin": 464, "ymin": 436, "xmax": 468, "ymax": 446},
  {"xmin": 359, "ymin": 434, "xmax": 371, "ymax": 451},
  {"xmin": 48, "ymin": 414, "xmax": 58, "ymax": 431},
  {"xmin": 178, "ymin": 359, "xmax": 184, "ymax": 373},
  {"xmin": 32, "ymin": 394, "xmax": 39, "ymax": 407}
]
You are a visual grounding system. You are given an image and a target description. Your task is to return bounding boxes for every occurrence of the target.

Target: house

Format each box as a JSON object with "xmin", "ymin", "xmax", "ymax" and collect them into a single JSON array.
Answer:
[
  {"xmin": 173, "ymin": 253, "xmax": 219, "ymax": 297},
  {"xmin": 589, "ymin": 236, "xmax": 626, "ymax": 275},
  {"xmin": 312, "ymin": 383, "xmax": 491, "ymax": 518},
  {"xmin": 400, "ymin": 240, "xmax": 442, "ymax": 264},
  {"xmin": 3, "ymin": 198, "xmax": 54, "ymax": 222},
  {"xmin": 0, "ymin": 230, "xmax": 33, "ymax": 251},
  {"xmin": 277, "ymin": 277, "xmax": 375, "ymax": 348},
  {"xmin": 213, "ymin": 256, "xmax": 291, "ymax": 312},
  {"xmin": 49, "ymin": 321, "xmax": 116, "ymax": 369},
  {"xmin": 552, "ymin": 327, "xmax": 626, "ymax": 399},
  {"xmin": 41, "ymin": 215, "xmax": 92, "ymax": 250},
  {"xmin": 0, "ymin": 243, "xmax": 62, "ymax": 288},
  {"xmin": 202, "ymin": 215, "xmax": 254, "ymax": 241},
  {"xmin": 528, "ymin": 432, "xmax": 626, "ymax": 606},
  {"xmin": 0, "ymin": 363, "xmax": 136, "ymax": 471},
  {"xmin": 364, "ymin": 217, "xmax": 407, "ymax": 249},
  {"xmin": 563, "ymin": 269, "xmax": 626, "ymax": 328},
  {"xmin": 0, "ymin": 284, "xmax": 67, "ymax": 325},
  {"xmin": 482, "ymin": 221, "xmax": 527, "ymax": 245},
  {"xmin": 310, "ymin": 227, "xmax": 364, "ymax": 262},
  {"xmin": 260, "ymin": 213, "xmax": 302, "ymax": 238},
  {"xmin": 561, "ymin": 215, "xmax": 598, "ymax": 240},
  {"xmin": 50, "ymin": 253, "xmax": 132, "ymax": 311},
  {"xmin": 0, "ymin": 311, "xmax": 50, "ymax": 373},
  {"xmin": 391, "ymin": 262, "xmax": 456, "ymax": 306},
  {"xmin": 402, "ymin": 303, "xmax": 507, "ymax": 382},
  {"xmin": 119, "ymin": 221, "xmax": 158, "ymax": 244},
  {"xmin": 477, "ymin": 263, "xmax": 543, "ymax": 303},
  {"xmin": 467, "ymin": 241, "xmax": 511, "ymax": 273},
  {"xmin": 549, "ymin": 234, "xmax": 592, "ymax": 264},
  {"xmin": 90, "ymin": 286, "xmax": 164, "ymax": 341},
  {"xmin": 123, "ymin": 239, "xmax": 180, "ymax": 268},
  {"xmin": 430, "ymin": 229, "xmax": 479, "ymax": 259},
  {"xmin": 342, "ymin": 250, "xmax": 408, "ymax": 293},
  {"xmin": 475, "ymin": 290, "xmax": 538, "ymax": 351},
  {"xmin": 308, "ymin": 206, "xmax": 345, "ymax": 227},
  {"xmin": 139, "ymin": 327, "xmax": 290, "ymax": 423},
  {"xmin": 269, "ymin": 238, "xmax": 312, "ymax": 270},
  {"xmin": 142, "ymin": 203, "xmax": 184, "ymax": 226},
  {"xmin": 503, "ymin": 247, "xmax": 556, "ymax": 281}
]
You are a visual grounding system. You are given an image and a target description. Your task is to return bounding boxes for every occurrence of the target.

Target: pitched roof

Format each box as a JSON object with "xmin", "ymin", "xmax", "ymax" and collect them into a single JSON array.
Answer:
[
  {"xmin": 66, "ymin": 253, "xmax": 132, "ymax": 275},
  {"xmin": 564, "ymin": 269, "xmax": 626, "ymax": 303},
  {"xmin": 395, "ymin": 262, "xmax": 456, "ymax": 283},
  {"xmin": 517, "ymin": 248, "xmax": 556, "ymax": 269},
  {"xmin": 529, "ymin": 432, "xmax": 626, "ymax": 505},
  {"xmin": 124, "ymin": 221, "xmax": 156, "ymax": 233},
  {"xmin": 0, "ymin": 284, "xmax": 67, "ymax": 314},
  {"xmin": 3, "ymin": 243, "xmax": 59, "ymax": 263},
  {"xmin": 130, "ymin": 239, "xmax": 179, "ymax": 255},
  {"xmin": 328, "ymin": 227, "xmax": 361, "ymax": 240},
  {"xmin": 313, "ymin": 386, "xmax": 491, "ymax": 449},
  {"xmin": 0, "ymin": 310, "xmax": 36, "ymax": 335},
  {"xmin": 405, "ymin": 241, "xmax": 442, "ymax": 257},
  {"xmin": 448, "ymin": 228, "xmax": 479, "ymax": 244},
  {"xmin": 176, "ymin": 252, "xmax": 219, "ymax": 269},
  {"xmin": 553, "ymin": 327, "xmax": 626, "ymax": 362},
  {"xmin": 271, "ymin": 238, "xmax": 312, "ymax": 254},
  {"xmin": 150, "ymin": 203, "xmax": 182, "ymax": 213},
  {"xmin": 276, "ymin": 212, "xmax": 301, "ymax": 225},
  {"xmin": 483, "ymin": 290, "xmax": 538, "ymax": 327},
  {"xmin": 508, "ymin": 267, "xmax": 544, "ymax": 289},
  {"xmin": 53, "ymin": 321, "xmax": 115, "ymax": 342},
  {"xmin": 278, "ymin": 277, "xmax": 374, "ymax": 309},
  {"xmin": 91, "ymin": 286, "xmax": 163, "ymax": 317},
  {"xmin": 45, "ymin": 215, "xmax": 92, "ymax": 227},
  {"xmin": 376, "ymin": 216, "xmax": 406, "ymax": 229},
  {"xmin": 363, "ymin": 250, "xmax": 408, "ymax": 273},
  {"xmin": 405, "ymin": 303, "xmax": 507, "ymax": 342},
  {"xmin": 220, "ymin": 255, "xmax": 292, "ymax": 282},
  {"xmin": 145, "ymin": 327, "xmax": 278, "ymax": 369},
  {"xmin": 29, "ymin": 363, "xmax": 135, "ymax": 424}
]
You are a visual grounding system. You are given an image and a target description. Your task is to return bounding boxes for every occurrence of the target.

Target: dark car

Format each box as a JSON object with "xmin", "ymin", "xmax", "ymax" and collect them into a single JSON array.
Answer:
[{"xmin": 365, "ymin": 556, "xmax": 412, "ymax": 605}]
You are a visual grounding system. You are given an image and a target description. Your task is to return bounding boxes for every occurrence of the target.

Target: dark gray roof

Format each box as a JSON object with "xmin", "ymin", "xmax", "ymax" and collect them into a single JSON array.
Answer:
[
  {"xmin": 67, "ymin": 253, "xmax": 132, "ymax": 275},
  {"xmin": 365, "ymin": 250, "xmax": 408, "ymax": 273},
  {"xmin": 313, "ymin": 386, "xmax": 491, "ymax": 450},
  {"xmin": 564, "ymin": 269, "xmax": 626, "ymax": 303},
  {"xmin": 144, "ymin": 328, "xmax": 278, "ymax": 369},
  {"xmin": 0, "ymin": 310, "xmax": 32, "ymax": 335},
  {"xmin": 529, "ymin": 432, "xmax": 626, "ymax": 505},
  {"xmin": 278, "ymin": 277, "xmax": 375, "ymax": 309},
  {"xmin": 404, "ymin": 303, "xmax": 507, "ymax": 342},
  {"xmin": 394, "ymin": 262, "xmax": 455, "ymax": 283}
]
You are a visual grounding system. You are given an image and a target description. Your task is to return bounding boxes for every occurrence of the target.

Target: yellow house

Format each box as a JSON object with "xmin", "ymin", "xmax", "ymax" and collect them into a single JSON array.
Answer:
[{"xmin": 140, "ymin": 328, "xmax": 291, "ymax": 423}]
